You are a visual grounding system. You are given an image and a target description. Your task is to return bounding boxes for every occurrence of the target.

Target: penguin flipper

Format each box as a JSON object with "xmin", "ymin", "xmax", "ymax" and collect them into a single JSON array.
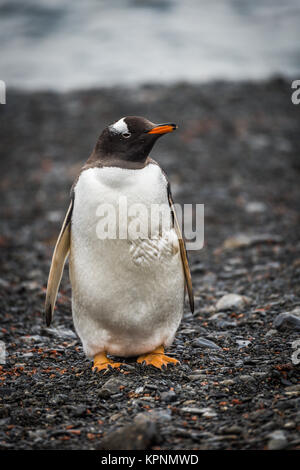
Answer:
[
  {"xmin": 168, "ymin": 192, "xmax": 194, "ymax": 314},
  {"xmin": 45, "ymin": 200, "xmax": 73, "ymax": 326}
]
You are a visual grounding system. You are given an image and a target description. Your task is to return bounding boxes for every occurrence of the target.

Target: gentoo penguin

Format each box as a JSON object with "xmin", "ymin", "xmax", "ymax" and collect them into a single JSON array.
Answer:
[{"xmin": 45, "ymin": 116, "xmax": 193, "ymax": 370}]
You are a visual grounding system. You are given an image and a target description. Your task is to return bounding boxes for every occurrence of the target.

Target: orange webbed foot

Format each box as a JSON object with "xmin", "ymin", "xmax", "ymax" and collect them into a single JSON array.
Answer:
[
  {"xmin": 93, "ymin": 352, "xmax": 122, "ymax": 372},
  {"xmin": 137, "ymin": 346, "xmax": 179, "ymax": 370}
]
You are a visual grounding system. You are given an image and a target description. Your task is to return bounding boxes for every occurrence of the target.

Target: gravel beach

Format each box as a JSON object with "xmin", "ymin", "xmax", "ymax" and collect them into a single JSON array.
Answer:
[{"xmin": 0, "ymin": 78, "xmax": 299, "ymax": 450}]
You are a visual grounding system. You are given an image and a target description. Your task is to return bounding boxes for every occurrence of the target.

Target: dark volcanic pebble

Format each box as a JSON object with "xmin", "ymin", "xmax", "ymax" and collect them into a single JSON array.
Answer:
[
  {"xmin": 98, "ymin": 414, "xmax": 158, "ymax": 450},
  {"xmin": 274, "ymin": 313, "xmax": 300, "ymax": 331}
]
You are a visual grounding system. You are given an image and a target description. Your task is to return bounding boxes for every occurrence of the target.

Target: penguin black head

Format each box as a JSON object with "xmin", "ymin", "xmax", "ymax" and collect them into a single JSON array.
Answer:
[{"xmin": 95, "ymin": 116, "xmax": 177, "ymax": 164}]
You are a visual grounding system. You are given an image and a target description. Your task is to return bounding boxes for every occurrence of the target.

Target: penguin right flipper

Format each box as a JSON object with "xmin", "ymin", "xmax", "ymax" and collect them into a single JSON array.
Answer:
[
  {"xmin": 168, "ymin": 191, "xmax": 194, "ymax": 314},
  {"xmin": 45, "ymin": 200, "xmax": 73, "ymax": 326}
]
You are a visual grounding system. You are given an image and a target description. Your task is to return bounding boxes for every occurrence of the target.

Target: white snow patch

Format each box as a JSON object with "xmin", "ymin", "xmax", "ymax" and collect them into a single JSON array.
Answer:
[{"xmin": 109, "ymin": 117, "xmax": 129, "ymax": 134}]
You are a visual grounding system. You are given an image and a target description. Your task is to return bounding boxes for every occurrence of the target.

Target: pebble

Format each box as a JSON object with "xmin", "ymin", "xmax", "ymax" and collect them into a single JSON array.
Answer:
[
  {"xmin": 135, "ymin": 409, "xmax": 172, "ymax": 423},
  {"xmin": 265, "ymin": 329, "xmax": 278, "ymax": 337},
  {"xmin": 20, "ymin": 335, "xmax": 49, "ymax": 343},
  {"xmin": 160, "ymin": 390, "xmax": 176, "ymax": 403},
  {"xmin": 236, "ymin": 339, "xmax": 251, "ymax": 349},
  {"xmin": 191, "ymin": 337, "xmax": 221, "ymax": 350},
  {"xmin": 283, "ymin": 421, "xmax": 296, "ymax": 429},
  {"xmin": 98, "ymin": 378, "xmax": 126, "ymax": 398},
  {"xmin": 47, "ymin": 327, "xmax": 77, "ymax": 339},
  {"xmin": 223, "ymin": 234, "xmax": 253, "ymax": 250},
  {"xmin": 216, "ymin": 294, "xmax": 251, "ymax": 312},
  {"xmin": 273, "ymin": 313, "xmax": 300, "ymax": 331},
  {"xmin": 222, "ymin": 233, "xmax": 282, "ymax": 250},
  {"xmin": 239, "ymin": 375, "xmax": 255, "ymax": 384},
  {"xmin": 245, "ymin": 202, "xmax": 267, "ymax": 214},
  {"xmin": 181, "ymin": 407, "xmax": 217, "ymax": 418},
  {"xmin": 219, "ymin": 379, "xmax": 235, "ymax": 386},
  {"xmin": 267, "ymin": 430, "xmax": 288, "ymax": 450},
  {"xmin": 221, "ymin": 425, "xmax": 243, "ymax": 435},
  {"xmin": 216, "ymin": 319, "xmax": 237, "ymax": 329},
  {"xmin": 188, "ymin": 374, "xmax": 209, "ymax": 382},
  {"xmin": 98, "ymin": 415, "xmax": 157, "ymax": 450}
]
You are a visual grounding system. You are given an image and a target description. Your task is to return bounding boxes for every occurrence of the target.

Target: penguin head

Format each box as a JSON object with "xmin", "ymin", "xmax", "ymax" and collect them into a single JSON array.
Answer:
[{"xmin": 95, "ymin": 116, "xmax": 177, "ymax": 163}]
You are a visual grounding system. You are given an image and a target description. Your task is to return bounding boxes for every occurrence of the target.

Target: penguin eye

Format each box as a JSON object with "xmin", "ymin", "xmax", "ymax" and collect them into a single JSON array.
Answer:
[{"xmin": 122, "ymin": 132, "xmax": 131, "ymax": 139}]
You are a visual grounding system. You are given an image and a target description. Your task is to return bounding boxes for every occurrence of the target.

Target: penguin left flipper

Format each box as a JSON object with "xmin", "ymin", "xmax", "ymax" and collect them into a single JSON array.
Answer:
[{"xmin": 45, "ymin": 200, "xmax": 73, "ymax": 326}]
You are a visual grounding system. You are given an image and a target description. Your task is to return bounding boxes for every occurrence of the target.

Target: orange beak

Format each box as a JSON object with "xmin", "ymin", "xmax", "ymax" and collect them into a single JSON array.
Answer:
[{"xmin": 147, "ymin": 123, "xmax": 177, "ymax": 135}]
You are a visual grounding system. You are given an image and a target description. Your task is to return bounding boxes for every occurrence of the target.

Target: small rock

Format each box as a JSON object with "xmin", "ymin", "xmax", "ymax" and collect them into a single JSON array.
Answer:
[
  {"xmin": 265, "ymin": 329, "xmax": 278, "ymax": 337},
  {"xmin": 135, "ymin": 409, "xmax": 172, "ymax": 423},
  {"xmin": 71, "ymin": 405, "xmax": 86, "ymax": 417},
  {"xmin": 290, "ymin": 307, "xmax": 300, "ymax": 317},
  {"xmin": 222, "ymin": 233, "xmax": 282, "ymax": 250},
  {"xmin": 284, "ymin": 384, "xmax": 300, "ymax": 394},
  {"xmin": 200, "ymin": 408, "xmax": 217, "ymax": 418},
  {"xmin": 98, "ymin": 415, "xmax": 157, "ymax": 450},
  {"xmin": 245, "ymin": 202, "xmax": 267, "ymax": 214},
  {"xmin": 216, "ymin": 294, "xmax": 251, "ymax": 312},
  {"xmin": 98, "ymin": 378, "xmax": 126, "ymax": 398},
  {"xmin": 192, "ymin": 337, "xmax": 221, "ymax": 350},
  {"xmin": 109, "ymin": 412, "xmax": 123, "ymax": 423},
  {"xmin": 223, "ymin": 234, "xmax": 252, "ymax": 250},
  {"xmin": 236, "ymin": 339, "xmax": 251, "ymax": 349},
  {"xmin": 191, "ymin": 262, "xmax": 205, "ymax": 274},
  {"xmin": 181, "ymin": 407, "xmax": 217, "ymax": 418},
  {"xmin": 188, "ymin": 374, "xmax": 208, "ymax": 382},
  {"xmin": 219, "ymin": 379, "xmax": 235, "ymax": 386},
  {"xmin": 160, "ymin": 390, "xmax": 176, "ymax": 403},
  {"xmin": 49, "ymin": 394, "xmax": 68, "ymax": 405},
  {"xmin": 239, "ymin": 375, "xmax": 255, "ymax": 384},
  {"xmin": 21, "ymin": 352, "xmax": 34, "ymax": 358},
  {"xmin": 273, "ymin": 313, "xmax": 300, "ymax": 331},
  {"xmin": 267, "ymin": 430, "xmax": 288, "ymax": 450},
  {"xmin": 283, "ymin": 421, "xmax": 296, "ymax": 429},
  {"xmin": 221, "ymin": 425, "xmax": 242, "ymax": 434},
  {"xmin": 20, "ymin": 335, "xmax": 49, "ymax": 343},
  {"xmin": 47, "ymin": 326, "xmax": 77, "ymax": 339},
  {"xmin": 216, "ymin": 319, "xmax": 237, "ymax": 329}
]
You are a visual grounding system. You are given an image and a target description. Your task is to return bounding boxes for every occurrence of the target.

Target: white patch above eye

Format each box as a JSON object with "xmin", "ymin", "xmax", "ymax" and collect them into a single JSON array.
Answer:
[{"xmin": 109, "ymin": 117, "xmax": 129, "ymax": 135}]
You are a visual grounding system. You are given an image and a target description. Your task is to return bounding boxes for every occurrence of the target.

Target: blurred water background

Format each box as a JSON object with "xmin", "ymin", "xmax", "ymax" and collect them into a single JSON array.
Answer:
[{"xmin": 0, "ymin": 0, "xmax": 299, "ymax": 90}]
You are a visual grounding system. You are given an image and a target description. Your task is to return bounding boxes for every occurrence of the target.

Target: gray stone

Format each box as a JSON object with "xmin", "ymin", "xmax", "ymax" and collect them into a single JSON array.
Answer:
[
  {"xmin": 188, "ymin": 374, "xmax": 209, "ymax": 382},
  {"xmin": 135, "ymin": 408, "xmax": 172, "ymax": 423},
  {"xmin": 98, "ymin": 415, "xmax": 157, "ymax": 450},
  {"xmin": 47, "ymin": 326, "xmax": 77, "ymax": 339},
  {"xmin": 98, "ymin": 378, "xmax": 126, "ymax": 398},
  {"xmin": 192, "ymin": 337, "xmax": 221, "ymax": 350},
  {"xmin": 267, "ymin": 430, "xmax": 288, "ymax": 450},
  {"xmin": 245, "ymin": 202, "xmax": 267, "ymax": 214},
  {"xmin": 236, "ymin": 339, "xmax": 251, "ymax": 349},
  {"xmin": 265, "ymin": 329, "xmax": 278, "ymax": 337},
  {"xmin": 160, "ymin": 390, "xmax": 176, "ymax": 403},
  {"xmin": 216, "ymin": 294, "xmax": 251, "ymax": 312},
  {"xmin": 181, "ymin": 407, "xmax": 217, "ymax": 418},
  {"xmin": 274, "ymin": 313, "xmax": 300, "ymax": 331},
  {"xmin": 20, "ymin": 335, "xmax": 49, "ymax": 343},
  {"xmin": 239, "ymin": 375, "xmax": 255, "ymax": 384},
  {"xmin": 219, "ymin": 379, "xmax": 235, "ymax": 386},
  {"xmin": 221, "ymin": 425, "xmax": 243, "ymax": 434}
]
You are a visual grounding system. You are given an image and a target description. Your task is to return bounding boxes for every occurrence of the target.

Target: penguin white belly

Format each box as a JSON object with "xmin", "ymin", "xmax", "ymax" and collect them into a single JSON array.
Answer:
[{"xmin": 69, "ymin": 164, "xmax": 184, "ymax": 358}]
